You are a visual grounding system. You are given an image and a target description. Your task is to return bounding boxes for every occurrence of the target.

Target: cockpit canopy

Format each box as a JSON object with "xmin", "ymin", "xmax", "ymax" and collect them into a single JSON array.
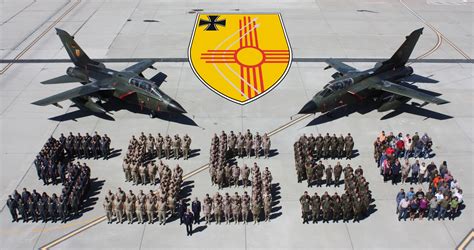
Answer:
[
  {"xmin": 129, "ymin": 77, "xmax": 163, "ymax": 98},
  {"xmin": 318, "ymin": 78, "xmax": 354, "ymax": 97}
]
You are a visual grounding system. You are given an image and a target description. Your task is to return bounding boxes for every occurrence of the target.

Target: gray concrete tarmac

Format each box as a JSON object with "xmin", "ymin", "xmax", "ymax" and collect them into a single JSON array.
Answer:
[{"xmin": 0, "ymin": 0, "xmax": 472, "ymax": 249}]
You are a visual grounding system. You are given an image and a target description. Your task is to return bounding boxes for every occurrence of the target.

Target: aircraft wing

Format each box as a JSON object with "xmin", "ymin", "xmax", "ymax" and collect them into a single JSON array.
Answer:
[
  {"xmin": 32, "ymin": 84, "xmax": 113, "ymax": 106},
  {"xmin": 122, "ymin": 59, "xmax": 156, "ymax": 74},
  {"xmin": 324, "ymin": 59, "xmax": 358, "ymax": 74},
  {"xmin": 41, "ymin": 75, "xmax": 84, "ymax": 84},
  {"xmin": 372, "ymin": 80, "xmax": 449, "ymax": 105}
]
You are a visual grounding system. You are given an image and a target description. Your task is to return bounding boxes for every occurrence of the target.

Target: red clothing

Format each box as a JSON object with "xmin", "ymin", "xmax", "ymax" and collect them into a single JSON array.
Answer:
[
  {"xmin": 385, "ymin": 147, "xmax": 395, "ymax": 156},
  {"xmin": 396, "ymin": 140, "xmax": 405, "ymax": 150}
]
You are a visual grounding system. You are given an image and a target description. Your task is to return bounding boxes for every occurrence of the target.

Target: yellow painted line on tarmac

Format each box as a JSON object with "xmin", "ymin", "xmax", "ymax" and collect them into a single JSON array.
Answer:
[
  {"xmin": 0, "ymin": 0, "xmax": 82, "ymax": 75},
  {"xmin": 39, "ymin": 216, "xmax": 106, "ymax": 250},
  {"xmin": 456, "ymin": 229, "xmax": 474, "ymax": 250},
  {"xmin": 400, "ymin": 0, "xmax": 471, "ymax": 60},
  {"xmin": 31, "ymin": 217, "xmax": 98, "ymax": 233}
]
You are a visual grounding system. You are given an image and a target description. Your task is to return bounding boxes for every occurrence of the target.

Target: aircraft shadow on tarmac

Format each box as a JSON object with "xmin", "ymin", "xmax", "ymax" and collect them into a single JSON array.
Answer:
[
  {"xmin": 48, "ymin": 99, "xmax": 199, "ymax": 127},
  {"xmin": 305, "ymin": 95, "xmax": 452, "ymax": 127}
]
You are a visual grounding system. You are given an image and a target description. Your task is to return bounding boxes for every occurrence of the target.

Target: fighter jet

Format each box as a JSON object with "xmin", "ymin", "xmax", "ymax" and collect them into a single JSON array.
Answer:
[
  {"xmin": 32, "ymin": 28, "xmax": 186, "ymax": 117},
  {"xmin": 298, "ymin": 28, "xmax": 448, "ymax": 115}
]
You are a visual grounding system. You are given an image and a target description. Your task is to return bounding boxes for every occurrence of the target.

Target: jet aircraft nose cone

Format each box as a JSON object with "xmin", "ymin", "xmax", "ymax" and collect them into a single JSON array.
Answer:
[
  {"xmin": 298, "ymin": 100, "xmax": 318, "ymax": 114},
  {"xmin": 168, "ymin": 100, "xmax": 187, "ymax": 113}
]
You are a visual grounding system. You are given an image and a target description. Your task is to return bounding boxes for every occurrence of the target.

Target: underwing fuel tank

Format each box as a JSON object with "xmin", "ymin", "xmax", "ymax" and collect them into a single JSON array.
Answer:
[{"xmin": 71, "ymin": 97, "xmax": 106, "ymax": 114}]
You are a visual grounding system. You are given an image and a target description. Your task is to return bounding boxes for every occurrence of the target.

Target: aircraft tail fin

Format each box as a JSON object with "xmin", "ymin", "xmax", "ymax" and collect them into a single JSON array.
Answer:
[
  {"xmin": 55, "ymin": 28, "xmax": 100, "ymax": 68},
  {"xmin": 375, "ymin": 28, "xmax": 423, "ymax": 73}
]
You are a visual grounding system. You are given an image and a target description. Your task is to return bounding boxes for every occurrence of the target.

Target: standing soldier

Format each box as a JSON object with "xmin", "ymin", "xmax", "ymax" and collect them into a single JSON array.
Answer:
[
  {"xmin": 125, "ymin": 197, "xmax": 134, "ymax": 224},
  {"xmin": 296, "ymin": 159, "xmax": 304, "ymax": 183},
  {"xmin": 139, "ymin": 163, "xmax": 147, "ymax": 185},
  {"xmin": 164, "ymin": 135, "xmax": 171, "ymax": 159},
  {"xmin": 103, "ymin": 197, "xmax": 113, "ymax": 224},
  {"xmin": 251, "ymin": 198, "xmax": 261, "ymax": 224},
  {"xmin": 145, "ymin": 197, "xmax": 155, "ymax": 224},
  {"xmin": 213, "ymin": 193, "xmax": 223, "ymax": 224},
  {"xmin": 173, "ymin": 135, "xmax": 181, "ymax": 160},
  {"xmin": 131, "ymin": 161, "xmax": 139, "ymax": 185},
  {"xmin": 353, "ymin": 197, "xmax": 362, "ymax": 222},
  {"xmin": 148, "ymin": 162, "xmax": 157, "ymax": 185},
  {"xmin": 81, "ymin": 133, "xmax": 90, "ymax": 159},
  {"xmin": 342, "ymin": 196, "xmax": 353, "ymax": 223},
  {"xmin": 334, "ymin": 162, "xmax": 343, "ymax": 187},
  {"xmin": 253, "ymin": 132, "xmax": 262, "ymax": 159},
  {"xmin": 48, "ymin": 197, "xmax": 57, "ymax": 223},
  {"xmin": 191, "ymin": 197, "xmax": 201, "ymax": 224},
  {"xmin": 305, "ymin": 162, "xmax": 314, "ymax": 188},
  {"xmin": 224, "ymin": 164, "xmax": 232, "ymax": 187},
  {"xmin": 157, "ymin": 197, "xmax": 167, "ymax": 225},
  {"xmin": 135, "ymin": 199, "xmax": 145, "ymax": 224},
  {"xmin": 203, "ymin": 194, "xmax": 212, "ymax": 224},
  {"xmin": 311, "ymin": 192, "xmax": 321, "ymax": 223},
  {"xmin": 262, "ymin": 133, "xmax": 271, "ymax": 158},
  {"xmin": 18, "ymin": 199, "xmax": 27, "ymax": 223},
  {"xmin": 237, "ymin": 132, "xmax": 245, "ymax": 158},
  {"xmin": 337, "ymin": 134, "xmax": 345, "ymax": 159},
  {"xmin": 59, "ymin": 197, "xmax": 67, "ymax": 223},
  {"xmin": 345, "ymin": 133, "xmax": 354, "ymax": 159},
  {"xmin": 322, "ymin": 133, "xmax": 331, "ymax": 158},
  {"xmin": 156, "ymin": 133, "xmax": 163, "ymax": 159},
  {"xmin": 232, "ymin": 192, "xmax": 241, "ymax": 224},
  {"xmin": 321, "ymin": 196, "xmax": 331, "ymax": 223},
  {"xmin": 228, "ymin": 131, "xmax": 237, "ymax": 157},
  {"xmin": 241, "ymin": 164, "xmax": 250, "ymax": 188},
  {"xmin": 167, "ymin": 195, "xmax": 176, "ymax": 217},
  {"xmin": 99, "ymin": 136, "xmax": 107, "ymax": 160},
  {"xmin": 332, "ymin": 197, "xmax": 342, "ymax": 223},
  {"xmin": 325, "ymin": 165, "xmax": 333, "ymax": 187},
  {"xmin": 27, "ymin": 198, "xmax": 38, "ymax": 222},
  {"xmin": 299, "ymin": 191, "xmax": 311, "ymax": 224},
  {"xmin": 123, "ymin": 159, "xmax": 131, "ymax": 182},
  {"xmin": 146, "ymin": 133, "xmax": 155, "ymax": 159},
  {"xmin": 241, "ymin": 192, "xmax": 250, "ymax": 224},
  {"xmin": 216, "ymin": 167, "xmax": 225, "ymax": 190},
  {"xmin": 223, "ymin": 193, "xmax": 232, "ymax": 224},
  {"xmin": 245, "ymin": 134, "xmax": 253, "ymax": 158},
  {"xmin": 114, "ymin": 198, "xmax": 124, "ymax": 224},
  {"xmin": 183, "ymin": 134, "xmax": 192, "ymax": 160},
  {"xmin": 330, "ymin": 134, "xmax": 338, "ymax": 159},
  {"xmin": 6, "ymin": 195, "xmax": 18, "ymax": 222},
  {"xmin": 315, "ymin": 133, "xmax": 324, "ymax": 159},
  {"xmin": 263, "ymin": 192, "xmax": 272, "ymax": 222},
  {"xmin": 315, "ymin": 161, "xmax": 325, "ymax": 187},
  {"xmin": 232, "ymin": 164, "xmax": 240, "ymax": 188}
]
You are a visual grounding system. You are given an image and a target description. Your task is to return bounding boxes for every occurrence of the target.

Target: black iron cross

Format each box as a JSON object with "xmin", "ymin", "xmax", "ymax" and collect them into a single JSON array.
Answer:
[{"xmin": 199, "ymin": 15, "xmax": 226, "ymax": 31}]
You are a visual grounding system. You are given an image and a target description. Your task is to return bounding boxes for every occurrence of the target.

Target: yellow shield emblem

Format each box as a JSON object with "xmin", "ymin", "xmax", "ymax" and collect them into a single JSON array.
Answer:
[{"xmin": 189, "ymin": 13, "xmax": 292, "ymax": 104}]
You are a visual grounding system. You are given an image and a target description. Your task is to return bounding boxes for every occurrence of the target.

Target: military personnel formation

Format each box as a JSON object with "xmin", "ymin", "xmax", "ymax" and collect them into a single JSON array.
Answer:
[
  {"xmin": 294, "ymin": 133, "xmax": 354, "ymax": 162},
  {"xmin": 122, "ymin": 156, "xmax": 184, "ymax": 186},
  {"xmin": 210, "ymin": 130, "xmax": 271, "ymax": 161},
  {"xmin": 125, "ymin": 132, "xmax": 192, "ymax": 163},
  {"xmin": 299, "ymin": 165, "xmax": 372, "ymax": 223},
  {"xmin": 209, "ymin": 130, "xmax": 271, "ymax": 188},
  {"xmin": 63, "ymin": 131, "xmax": 111, "ymax": 160},
  {"xmin": 33, "ymin": 132, "xmax": 109, "ymax": 185},
  {"xmin": 6, "ymin": 162, "xmax": 91, "ymax": 223},
  {"xmin": 103, "ymin": 183, "xmax": 186, "ymax": 224},
  {"xmin": 202, "ymin": 165, "xmax": 273, "ymax": 225}
]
